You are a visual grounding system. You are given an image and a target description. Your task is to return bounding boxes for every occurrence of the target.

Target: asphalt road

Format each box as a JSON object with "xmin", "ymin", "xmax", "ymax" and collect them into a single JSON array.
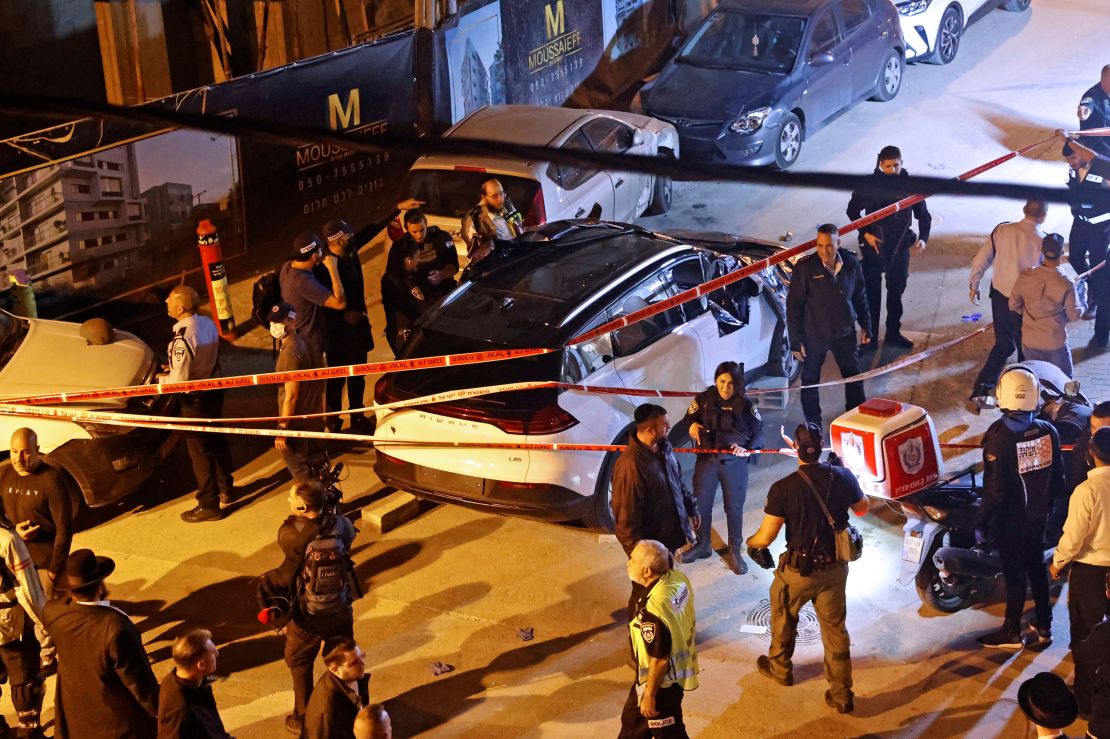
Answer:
[{"xmin": 25, "ymin": 2, "xmax": 1110, "ymax": 736}]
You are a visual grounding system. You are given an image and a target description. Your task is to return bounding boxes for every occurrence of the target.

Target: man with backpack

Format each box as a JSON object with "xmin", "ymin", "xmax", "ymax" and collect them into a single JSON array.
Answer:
[{"xmin": 277, "ymin": 479, "xmax": 358, "ymax": 736}]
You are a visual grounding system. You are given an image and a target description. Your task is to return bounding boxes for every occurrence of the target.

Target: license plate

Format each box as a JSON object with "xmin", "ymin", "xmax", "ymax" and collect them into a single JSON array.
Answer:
[{"xmin": 902, "ymin": 531, "xmax": 925, "ymax": 563}]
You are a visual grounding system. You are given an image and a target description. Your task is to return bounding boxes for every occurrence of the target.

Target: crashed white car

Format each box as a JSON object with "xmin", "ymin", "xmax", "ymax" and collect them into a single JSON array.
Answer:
[
  {"xmin": 0, "ymin": 310, "xmax": 174, "ymax": 507},
  {"xmin": 400, "ymin": 104, "xmax": 680, "ymax": 260}
]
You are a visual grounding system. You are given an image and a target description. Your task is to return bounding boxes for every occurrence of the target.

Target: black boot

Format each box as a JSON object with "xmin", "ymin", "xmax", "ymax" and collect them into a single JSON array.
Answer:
[{"xmin": 677, "ymin": 542, "xmax": 711, "ymax": 564}]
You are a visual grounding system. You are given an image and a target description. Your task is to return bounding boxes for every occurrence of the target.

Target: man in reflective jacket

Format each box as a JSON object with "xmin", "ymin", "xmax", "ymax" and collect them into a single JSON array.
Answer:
[{"xmin": 620, "ymin": 540, "xmax": 698, "ymax": 739}]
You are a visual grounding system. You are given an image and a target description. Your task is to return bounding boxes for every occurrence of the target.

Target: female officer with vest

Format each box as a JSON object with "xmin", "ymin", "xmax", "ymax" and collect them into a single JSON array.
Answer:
[{"xmin": 677, "ymin": 361, "xmax": 764, "ymax": 574}]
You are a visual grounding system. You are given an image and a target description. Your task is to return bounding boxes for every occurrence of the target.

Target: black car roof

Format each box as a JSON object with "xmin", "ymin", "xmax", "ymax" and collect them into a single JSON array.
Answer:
[
  {"xmin": 417, "ymin": 224, "xmax": 688, "ymax": 348},
  {"xmin": 718, "ymin": 0, "xmax": 829, "ymax": 17}
]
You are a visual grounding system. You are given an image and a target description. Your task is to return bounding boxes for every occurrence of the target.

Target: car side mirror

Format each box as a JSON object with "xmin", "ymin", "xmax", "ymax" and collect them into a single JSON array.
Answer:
[
  {"xmin": 809, "ymin": 51, "xmax": 835, "ymax": 67},
  {"xmin": 632, "ymin": 130, "xmax": 645, "ymax": 147}
]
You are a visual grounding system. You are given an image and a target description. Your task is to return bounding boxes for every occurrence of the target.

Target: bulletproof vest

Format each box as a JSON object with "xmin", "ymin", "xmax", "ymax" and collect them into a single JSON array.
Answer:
[{"xmin": 698, "ymin": 390, "xmax": 752, "ymax": 450}]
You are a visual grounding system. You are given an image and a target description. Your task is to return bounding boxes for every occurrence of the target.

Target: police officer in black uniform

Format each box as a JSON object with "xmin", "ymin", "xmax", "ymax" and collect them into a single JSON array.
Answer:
[
  {"xmin": 1060, "ymin": 131, "xmax": 1110, "ymax": 350},
  {"xmin": 1077, "ymin": 66, "xmax": 1110, "ymax": 159},
  {"xmin": 677, "ymin": 361, "xmax": 764, "ymax": 575},
  {"xmin": 319, "ymin": 198, "xmax": 423, "ymax": 432},
  {"xmin": 846, "ymin": 145, "xmax": 932, "ymax": 351},
  {"xmin": 974, "ymin": 365, "xmax": 1065, "ymax": 650}
]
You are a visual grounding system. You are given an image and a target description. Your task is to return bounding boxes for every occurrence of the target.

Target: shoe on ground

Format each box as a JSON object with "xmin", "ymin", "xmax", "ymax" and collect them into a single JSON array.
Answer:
[
  {"xmin": 1027, "ymin": 623, "xmax": 1052, "ymax": 649},
  {"xmin": 348, "ymin": 415, "xmax": 376, "ymax": 434},
  {"xmin": 825, "ymin": 689, "xmax": 854, "ymax": 714},
  {"xmin": 678, "ymin": 544, "xmax": 712, "ymax": 564},
  {"xmin": 180, "ymin": 506, "xmax": 223, "ymax": 523},
  {"xmin": 727, "ymin": 548, "xmax": 748, "ymax": 575},
  {"xmin": 976, "ymin": 625, "xmax": 1023, "ymax": 649},
  {"xmin": 885, "ymin": 332, "xmax": 914, "ymax": 349},
  {"xmin": 1087, "ymin": 336, "xmax": 1109, "ymax": 353},
  {"xmin": 858, "ymin": 341, "xmax": 877, "ymax": 354},
  {"xmin": 324, "ymin": 418, "xmax": 343, "ymax": 433},
  {"xmin": 756, "ymin": 655, "xmax": 792, "ymax": 686},
  {"xmin": 285, "ymin": 714, "xmax": 304, "ymax": 735},
  {"xmin": 218, "ymin": 487, "xmax": 239, "ymax": 506}
]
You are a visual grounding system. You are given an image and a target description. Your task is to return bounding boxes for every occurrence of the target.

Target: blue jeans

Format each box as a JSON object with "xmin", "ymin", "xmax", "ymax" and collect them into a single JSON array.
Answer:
[{"xmin": 692, "ymin": 457, "xmax": 749, "ymax": 550}]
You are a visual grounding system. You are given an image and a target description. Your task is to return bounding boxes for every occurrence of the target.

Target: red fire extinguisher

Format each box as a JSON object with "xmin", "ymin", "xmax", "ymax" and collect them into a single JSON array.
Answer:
[{"xmin": 196, "ymin": 220, "xmax": 236, "ymax": 340}]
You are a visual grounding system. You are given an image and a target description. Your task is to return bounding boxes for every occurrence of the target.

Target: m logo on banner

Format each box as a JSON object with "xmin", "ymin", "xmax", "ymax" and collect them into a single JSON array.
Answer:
[
  {"xmin": 328, "ymin": 89, "xmax": 361, "ymax": 130},
  {"xmin": 545, "ymin": 0, "xmax": 566, "ymax": 39}
]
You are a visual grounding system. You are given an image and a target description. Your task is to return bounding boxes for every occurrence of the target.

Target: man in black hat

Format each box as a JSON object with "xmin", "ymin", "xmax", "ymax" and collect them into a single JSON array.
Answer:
[
  {"xmin": 43, "ymin": 548, "xmax": 159, "ymax": 738},
  {"xmin": 270, "ymin": 302, "xmax": 327, "ymax": 481},
  {"xmin": 1017, "ymin": 672, "xmax": 1079, "ymax": 737},
  {"xmin": 279, "ymin": 231, "xmax": 347, "ymax": 356}
]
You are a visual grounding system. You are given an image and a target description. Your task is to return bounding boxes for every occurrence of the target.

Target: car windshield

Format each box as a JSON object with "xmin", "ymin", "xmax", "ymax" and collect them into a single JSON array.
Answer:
[
  {"xmin": 679, "ymin": 10, "xmax": 804, "ymax": 73},
  {"xmin": 401, "ymin": 169, "xmax": 540, "ymax": 219},
  {"xmin": 0, "ymin": 311, "xmax": 28, "ymax": 372}
]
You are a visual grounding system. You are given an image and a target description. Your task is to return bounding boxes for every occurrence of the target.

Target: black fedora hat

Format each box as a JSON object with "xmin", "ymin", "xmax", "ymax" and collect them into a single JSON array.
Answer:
[
  {"xmin": 1018, "ymin": 672, "xmax": 1077, "ymax": 729},
  {"xmin": 54, "ymin": 548, "xmax": 116, "ymax": 591}
]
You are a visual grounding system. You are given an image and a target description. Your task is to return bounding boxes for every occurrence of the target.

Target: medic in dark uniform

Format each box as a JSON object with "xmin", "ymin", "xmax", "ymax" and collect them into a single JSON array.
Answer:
[
  {"xmin": 1077, "ymin": 66, "xmax": 1110, "ymax": 159},
  {"xmin": 846, "ymin": 145, "xmax": 932, "ymax": 351},
  {"xmin": 676, "ymin": 361, "xmax": 764, "ymax": 574},
  {"xmin": 1060, "ymin": 131, "xmax": 1110, "ymax": 350},
  {"xmin": 974, "ymin": 365, "xmax": 1065, "ymax": 650}
]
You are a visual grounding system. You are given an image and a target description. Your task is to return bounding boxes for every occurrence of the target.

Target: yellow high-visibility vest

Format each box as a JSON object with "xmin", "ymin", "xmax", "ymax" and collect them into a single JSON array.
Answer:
[{"xmin": 629, "ymin": 569, "xmax": 699, "ymax": 690}]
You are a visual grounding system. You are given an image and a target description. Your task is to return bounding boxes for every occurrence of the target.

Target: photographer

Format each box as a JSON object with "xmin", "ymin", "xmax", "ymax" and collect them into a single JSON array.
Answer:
[
  {"xmin": 275, "ymin": 480, "xmax": 358, "ymax": 736},
  {"xmin": 746, "ymin": 423, "xmax": 869, "ymax": 715}
]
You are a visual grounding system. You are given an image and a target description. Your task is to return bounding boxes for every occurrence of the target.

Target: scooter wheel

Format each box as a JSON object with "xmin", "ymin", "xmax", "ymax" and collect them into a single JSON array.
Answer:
[{"xmin": 915, "ymin": 558, "xmax": 975, "ymax": 613}]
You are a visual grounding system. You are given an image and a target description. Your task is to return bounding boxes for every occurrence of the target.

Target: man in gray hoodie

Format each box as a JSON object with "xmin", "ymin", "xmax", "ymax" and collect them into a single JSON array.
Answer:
[{"xmin": 1008, "ymin": 233, "xmax": 1087, "ymax": 377}]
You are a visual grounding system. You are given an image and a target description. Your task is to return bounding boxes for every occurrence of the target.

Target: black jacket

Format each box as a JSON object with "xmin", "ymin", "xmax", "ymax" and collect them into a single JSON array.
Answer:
[
  {"xmin": 43, "ymin": 599, "xmax": 160, "ymax": 739},
  {"xmin": 157, "ymin": 672, "xmax": 231, "ymax": 739},
  {"xmin": 976, "ymin": 417, "xmax": 1065, "ymax": 533},
  {"xmin": 611, "ymin": 432, "xmax": 697, "ymax": 556},
  {"xmin": 277, "ymin": 514, "xmax": 357, "ymax": 632},
  {"xmin": 385, "ymin": 226, "xmax": 459, "ymax": 291},
  {"xmin": 681, "ymin": 388, "xmax": 764, "ymax": 459},
  {"xmin": 786, "ymin": 249, "xmax": 871, "ymax": 349},
  {"xmin": 846, "ymin": 169, "xmax": 932, "ymax": 267},
  {"xmin": 304, "ymin": 671, "xmax": 370, "ymax": 739}
]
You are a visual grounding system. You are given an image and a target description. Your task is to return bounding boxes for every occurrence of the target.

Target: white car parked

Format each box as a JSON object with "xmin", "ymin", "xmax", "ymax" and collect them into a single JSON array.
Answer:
[
  {"xmin": 373, "ymin": 222, "xmax": 797, "ymax": 532},
  {"xmin": 400, "ymin": 105, "xmax": 679, "ymax": 261},
  {"xmin": 0, "ymin": 310, "xmax": 175, "ymax": 508},
  {"xmin": 896, "ymin": 0, "xmax": 1030, "ymax": 65}
]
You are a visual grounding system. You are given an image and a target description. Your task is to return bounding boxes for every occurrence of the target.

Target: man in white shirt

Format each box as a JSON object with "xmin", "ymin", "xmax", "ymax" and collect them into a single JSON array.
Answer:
[
  {"xmin": 1050, "ymin": 426, "xmax": 1110, "ymax": 716},
  {"xmin": 968, "ymin": 200, "xmax": 1048, "ymax": 404}
]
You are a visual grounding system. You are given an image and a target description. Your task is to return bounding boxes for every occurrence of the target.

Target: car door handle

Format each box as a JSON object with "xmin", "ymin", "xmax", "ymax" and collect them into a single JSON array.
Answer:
[
  {"xmin": 575, "ymin": 208, "xmax": 586, "ymax": 218},
  {"xmin": 615, "ymin": 178, "xmax": 625, "ymax": 188}
]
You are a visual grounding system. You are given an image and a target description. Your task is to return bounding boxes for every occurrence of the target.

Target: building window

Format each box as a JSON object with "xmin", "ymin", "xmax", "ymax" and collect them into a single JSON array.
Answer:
[
  {"xmin": 80, "ymin": 238, "xmax": 98, "ymax": 249},
  {"xmin": 78, "ymin": 211, "xmax": 96, "ymax": 222},
  {"xmin": 71, "ymin": 183, "xmax": 91, "ymax": 194},
  {"xmin": 99, "ymin": 177, "xmax": 123, "ymax": 196},
  {"xmin": 127, "ymin": 203, "xmax": 142, "ymax": 221},
  {"xmin": 96, "ymin": 160, "xmax": 123, "ymax": 171},
  {"xmin": 97, "ymin": 210, "xmax": 117, "ymax": 220}
]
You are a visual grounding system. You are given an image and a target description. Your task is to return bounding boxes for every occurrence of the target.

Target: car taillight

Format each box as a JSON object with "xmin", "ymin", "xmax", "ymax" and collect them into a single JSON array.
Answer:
[
  {"xmin": 473, "ymin": 401, "xmax": 577, "ymax": 435},
  {"xmin": 524, "ymin": 188, "xmax": 546, "ymax": 227}
]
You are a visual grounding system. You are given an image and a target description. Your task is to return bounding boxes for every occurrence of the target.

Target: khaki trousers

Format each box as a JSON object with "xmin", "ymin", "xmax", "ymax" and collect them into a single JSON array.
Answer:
[{"xmin": 766, "ymin": 561, "xmax": 853, "ymax": 702}]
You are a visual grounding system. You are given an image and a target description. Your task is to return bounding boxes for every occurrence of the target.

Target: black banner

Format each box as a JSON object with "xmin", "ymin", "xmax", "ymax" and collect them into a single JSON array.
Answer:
[{"xmin": 501, "ymin": 0, "xmax": 603, "ymax": 108}]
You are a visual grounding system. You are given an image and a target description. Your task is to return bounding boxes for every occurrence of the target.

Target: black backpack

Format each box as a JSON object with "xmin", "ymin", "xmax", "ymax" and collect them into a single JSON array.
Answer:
[
  {"xmin": 251, "ymin": 269, "xmax": 283, "ymax": 326},
  {"xmin": 297, "ymin": 516, "xmax": 352, "ymax": 617}
]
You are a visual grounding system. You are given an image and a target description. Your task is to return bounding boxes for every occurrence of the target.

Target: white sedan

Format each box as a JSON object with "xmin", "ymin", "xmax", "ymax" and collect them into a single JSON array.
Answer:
[
  {"xmin": 896, "ymin": 0, "xmax": 1030, "ymax": 65},
  {"xmin": 400, "ymin": 105, "xmax": 680, "ymax": 261}
]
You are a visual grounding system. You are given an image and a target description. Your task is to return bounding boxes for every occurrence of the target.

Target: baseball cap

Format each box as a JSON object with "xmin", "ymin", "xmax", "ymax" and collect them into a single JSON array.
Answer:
[
  {"xmin": 795, "ymin": 422, "xmax": 823, "ymax": 462},
  {"xmin": 1041, "ymin": 233, "xmax": 1064, "ymax": 258},
  {"xmin": 323, "ymin": 219, "xmax": 353, "ymax": 241},
  {"xmin": 292, "ymin": 232, "xmax": 322, "ymax": 258},
  {"xmin": 268, "ymin": 302, "xmax": 297, "ymax": 324}
]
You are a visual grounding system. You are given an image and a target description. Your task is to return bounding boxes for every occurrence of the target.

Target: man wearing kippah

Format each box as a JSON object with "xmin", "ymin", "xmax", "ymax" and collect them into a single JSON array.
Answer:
[{"xmin": 1008, "ymin": 233, "xmax": 1087, "ymax": 377}]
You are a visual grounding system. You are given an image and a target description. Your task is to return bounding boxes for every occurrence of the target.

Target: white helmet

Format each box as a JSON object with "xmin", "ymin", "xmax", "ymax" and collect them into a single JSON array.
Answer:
[{"xmin": 995, "ymin": 365, "xmax": 1040, "ymax": 413}]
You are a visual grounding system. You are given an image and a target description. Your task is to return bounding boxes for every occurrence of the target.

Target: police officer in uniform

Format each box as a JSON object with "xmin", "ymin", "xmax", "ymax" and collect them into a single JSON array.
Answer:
[
  {"xmin": 846, "ymin": 145, "xmax": 931, "ymax": 351},
  {"xmin": 1077, "ymin": 65, "xmax": 1110, "ymax": 159},
  {"xmin": 160, "ymin": 285, "xmax": 235, "ymax": 523},
  {"xmin": 677, "ymin": 361, "xmax": 764, "ymax": 574},
  {"xmin": 1060, "ymin": 131, "xmax": 1110, "ymax": 350},
  {"xmin": 746, "ymin": 423, "xmax": 869, "ymax": 715},
  {"xmin": 974, "ymin": 365, "xmax": 1065, "ymax": 649},
  {"xmin": 621, "ymin": 539, "xmax": 698, "ymax": 739}
]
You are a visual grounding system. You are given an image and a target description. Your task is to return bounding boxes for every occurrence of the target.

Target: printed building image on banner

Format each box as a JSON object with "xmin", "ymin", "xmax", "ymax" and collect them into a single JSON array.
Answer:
[
  {"xmin": 446, "ymin": 2, "xmax": 507, "ymax": 123},
  {"xmin": 501, "ymin": 0, "xmax": 604, "ymax": 108},
  {"xmin": 606, "ymin": 0, "xmax": 651, "ymax": 61},
  {"xmin": 0, "ymin": 129, "xmax": 240, "ymax": 316}
]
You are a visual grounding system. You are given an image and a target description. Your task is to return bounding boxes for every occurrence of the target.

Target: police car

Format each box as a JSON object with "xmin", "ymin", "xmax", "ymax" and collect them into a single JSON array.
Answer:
[
  {"xmin": 373, "ymin": 221, "xmax": 796, "ymax": 531},
  {"xmin": 0, "ymin": 310, "xmax": 174, "ymax": 508},
  {"xmin": 896, "ymin": 0, "xmax": 1030, "ymax": 65}
]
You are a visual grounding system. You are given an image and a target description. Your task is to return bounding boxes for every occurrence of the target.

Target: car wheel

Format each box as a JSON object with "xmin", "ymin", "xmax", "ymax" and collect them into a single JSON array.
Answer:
[
  {"xmin": 926, "ymin": 6, "xmax": 962, "ymax": 65},
  {"xmin": 768, "ymin": 320, "xmax": 801, "ymax": 381},
  {"xmin": 584, "ymin": 447, "xmax": 620, "ymax": 533},
  {"xmin": 1002, "ymin": 0, "xmax": 1030, "ymax": 10},
  {"xmin": 644, "ymin": 148, "xmax": 674, "ymax": 216},
  {"xmin": 773, "ymin": 114, "xmax": 802, "ymax": 170},
  {"xmin": 871, "ymin": 50, "xmax": 904, "ymax": 102}
]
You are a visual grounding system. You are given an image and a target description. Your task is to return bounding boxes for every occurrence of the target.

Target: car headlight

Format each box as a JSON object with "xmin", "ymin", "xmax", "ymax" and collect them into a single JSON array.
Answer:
[
  {"xmin": 897, "ymin": 0, "xmax": 931, "ymax": 15},
  {"xmin": 729, "ymin": 107, "xmax": 771, "ymax": 134}
]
